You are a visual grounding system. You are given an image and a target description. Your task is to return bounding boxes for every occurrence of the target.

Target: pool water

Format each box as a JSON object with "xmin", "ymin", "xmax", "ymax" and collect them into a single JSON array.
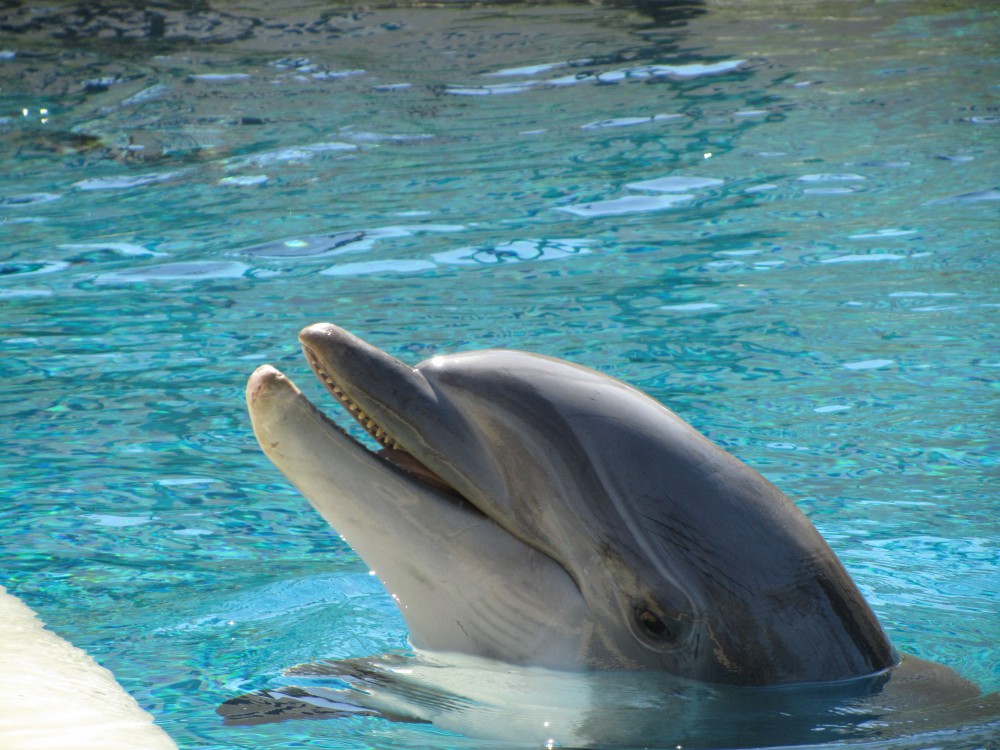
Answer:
[{"xmin": 1, "ymin": 1, "xmax": 997, "ymax": 748}]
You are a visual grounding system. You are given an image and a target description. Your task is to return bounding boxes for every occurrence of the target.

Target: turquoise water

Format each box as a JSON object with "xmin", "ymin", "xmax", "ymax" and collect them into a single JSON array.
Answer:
[{"xmin": 1, "ymin": 1, "xmax": 997, "ymax": 747}]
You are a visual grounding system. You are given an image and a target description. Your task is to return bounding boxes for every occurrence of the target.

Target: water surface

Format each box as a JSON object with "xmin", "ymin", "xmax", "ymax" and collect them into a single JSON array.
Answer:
[{"xmin": 0, "ymin": 1, "xmax": 997, "ymax": 748}]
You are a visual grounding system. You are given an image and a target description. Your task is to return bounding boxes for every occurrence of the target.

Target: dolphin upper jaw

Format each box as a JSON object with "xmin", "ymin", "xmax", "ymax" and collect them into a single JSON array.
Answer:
[
  {"xmin": 298, "ymin": 324, "xmax": 438, "ymax": 453},
  {"xmin": 297, "ymin": 324, "xmax": 502, "ymax": 503}
]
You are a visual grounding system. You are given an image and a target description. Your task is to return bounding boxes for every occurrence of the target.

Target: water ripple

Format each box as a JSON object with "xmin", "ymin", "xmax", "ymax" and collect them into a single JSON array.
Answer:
[
  {"xmin": 558, "ymin": 194, "xmax": 694, "ymax": 216},
  {"xmin": 447, "ymin": 59, "xmax": 746, "ymax": 96},
  {"xmin": 92, "ymin": 261, "xmax": 251, "ymax": 284}
]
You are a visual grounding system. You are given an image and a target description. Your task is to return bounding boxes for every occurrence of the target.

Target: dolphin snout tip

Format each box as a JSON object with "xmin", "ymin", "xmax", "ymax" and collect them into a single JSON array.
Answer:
[
  {"xmin": 246, "ymin": 364, "xmax": 286, "ymax": 404},
  {"xmin": 298, "ymin": 322, "xmax": 340, "ymax": 344},
  {"xmin": 298, "ymin": 323, "xmax": 366, "ymax": 356}
]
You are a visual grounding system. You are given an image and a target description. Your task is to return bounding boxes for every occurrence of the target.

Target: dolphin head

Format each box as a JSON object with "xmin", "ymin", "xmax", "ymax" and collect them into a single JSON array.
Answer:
[{"xmin": 247, "ymin": 323, "xmax": 897, "ymax": 685}]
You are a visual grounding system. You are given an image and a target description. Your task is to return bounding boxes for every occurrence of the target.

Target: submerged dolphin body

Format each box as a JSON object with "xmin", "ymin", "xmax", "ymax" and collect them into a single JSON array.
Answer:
[
  {"xmin": 233, "ymin": 324, "xmax": 999, "ymax": 744},
  {"xmin": 247, "ymin": 323, "xmax": 898, "ymax": 684}
]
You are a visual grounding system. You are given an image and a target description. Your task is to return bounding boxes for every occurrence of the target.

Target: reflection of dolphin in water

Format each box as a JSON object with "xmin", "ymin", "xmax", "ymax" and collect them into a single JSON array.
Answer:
[{"xmin": 227, "ymin": 323, "xmax": 997, "ymax": 745}]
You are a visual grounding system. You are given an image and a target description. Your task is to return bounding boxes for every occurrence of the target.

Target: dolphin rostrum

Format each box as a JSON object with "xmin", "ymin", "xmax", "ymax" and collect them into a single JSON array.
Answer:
[{"xmin": 245, "ymin": 323, "xmax": 900, "ymax": 686}]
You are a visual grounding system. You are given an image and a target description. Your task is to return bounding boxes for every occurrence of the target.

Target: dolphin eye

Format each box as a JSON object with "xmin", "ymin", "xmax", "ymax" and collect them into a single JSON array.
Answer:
[
  {"xmin": 634, "ymin": 604, "xmax": 683, "ymax": 647},
  {"xmin": 638, "ymin": 609, "xmax": 668, "ymax": 636}
]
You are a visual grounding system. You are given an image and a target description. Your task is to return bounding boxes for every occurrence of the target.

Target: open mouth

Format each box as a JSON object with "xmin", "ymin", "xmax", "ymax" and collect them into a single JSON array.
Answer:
[{"xmin": 302, "ymin": 345, "xmax": 461, "ymax": 498}]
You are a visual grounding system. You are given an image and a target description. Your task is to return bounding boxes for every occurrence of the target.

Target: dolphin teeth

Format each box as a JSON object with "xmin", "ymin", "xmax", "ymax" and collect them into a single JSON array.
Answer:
[
  {"xmin": 302, "ymin": 348, "xmax": 461, "ymax": 497},
  {"xmin": 305, "ymin": 353, "xmax": 407, "ymax": 453}
]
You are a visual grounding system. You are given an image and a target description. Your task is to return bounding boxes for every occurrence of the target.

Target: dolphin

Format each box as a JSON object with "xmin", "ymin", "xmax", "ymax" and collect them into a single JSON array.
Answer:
[
  {"xmin": 245, "ymin": 322, "xmax": 901, "ymax": 685},
  {"xmin": 231, "ymin": 323, "xmax": 1000, "ymax": 743}
]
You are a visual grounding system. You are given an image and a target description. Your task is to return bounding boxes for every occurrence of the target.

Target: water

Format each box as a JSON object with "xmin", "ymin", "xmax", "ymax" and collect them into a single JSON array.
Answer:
[{"xmin": 0, "ymin": 0, "xmax": 997, "ymax": 747}]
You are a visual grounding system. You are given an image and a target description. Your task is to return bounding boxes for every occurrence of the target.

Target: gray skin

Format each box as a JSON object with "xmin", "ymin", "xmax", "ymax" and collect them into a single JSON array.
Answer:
[{"xmin": 247, "ymin": 323, "xmax": 899, "ymax": 686}]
